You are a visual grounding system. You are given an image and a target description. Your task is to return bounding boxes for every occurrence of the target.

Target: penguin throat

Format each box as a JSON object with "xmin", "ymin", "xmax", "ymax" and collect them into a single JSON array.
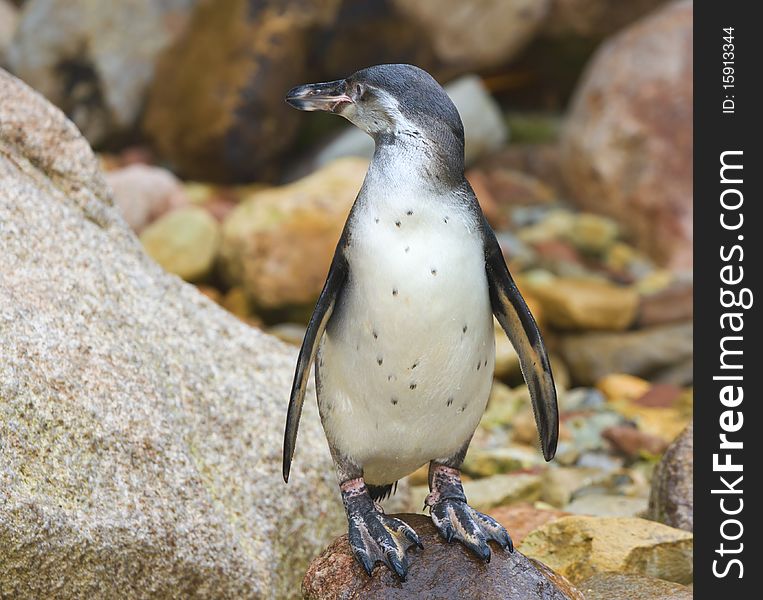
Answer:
[{"xmin": 370, "ymin": 130, "xmax": 464, "ymax": 191}]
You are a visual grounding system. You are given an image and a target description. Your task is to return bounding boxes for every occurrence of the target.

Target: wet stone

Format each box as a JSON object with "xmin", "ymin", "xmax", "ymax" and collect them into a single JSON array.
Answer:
[{"xmin": 302, "ymin": 513, "xmax": 582, "ymax": 600}]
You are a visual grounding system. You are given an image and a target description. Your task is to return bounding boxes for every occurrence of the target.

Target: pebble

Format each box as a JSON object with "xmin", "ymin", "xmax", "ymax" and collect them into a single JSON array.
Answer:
[{"xmin": 139, "ymin": 206, "xmax": 220, "ymax": 282}]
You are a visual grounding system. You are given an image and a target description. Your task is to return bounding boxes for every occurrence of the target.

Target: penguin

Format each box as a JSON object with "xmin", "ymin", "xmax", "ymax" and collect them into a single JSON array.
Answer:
[{"xmin": 283, "ymin": 64, "xmax": 558, "ymax": 580}]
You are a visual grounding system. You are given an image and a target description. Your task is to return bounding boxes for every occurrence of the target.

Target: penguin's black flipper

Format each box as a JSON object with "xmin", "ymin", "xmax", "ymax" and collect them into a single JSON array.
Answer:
[
  {"xmin": 482, "ymin": 220, "xmax": 559, "ymax": 461},
  {"xmin": 283, "ymin": 242, "xmax": 349, "ymax": 483}
]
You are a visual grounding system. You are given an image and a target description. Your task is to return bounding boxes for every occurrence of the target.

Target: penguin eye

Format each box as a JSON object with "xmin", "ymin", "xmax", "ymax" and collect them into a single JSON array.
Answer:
[{"xmin": 353, "ymin": 83, "xmax": 365, "ymax": 101}]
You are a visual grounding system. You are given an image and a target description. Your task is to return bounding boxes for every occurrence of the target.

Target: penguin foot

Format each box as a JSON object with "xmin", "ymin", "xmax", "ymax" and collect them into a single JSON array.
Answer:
[
  {"xmin": 428, "ymin": 498, "xmax": 513, "ymax": 560},
  {"xmin": 341, "ymin": 478, "xmax": 422, "ymax": 580},
  {"xmin": 425, "ymin": 464, "xmax": 513, "ymax": 561}
]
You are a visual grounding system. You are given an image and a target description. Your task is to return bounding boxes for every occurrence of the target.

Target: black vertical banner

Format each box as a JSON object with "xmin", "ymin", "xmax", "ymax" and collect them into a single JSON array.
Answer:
[{"xmin": 694, "ymin": 2, "xmax": 761, "ymax": 596}]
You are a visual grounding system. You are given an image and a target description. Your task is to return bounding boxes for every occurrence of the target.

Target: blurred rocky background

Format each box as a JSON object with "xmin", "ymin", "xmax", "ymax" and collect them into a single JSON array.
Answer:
[{"xmin": 1, "ymin": 0, "xmax": 692, "ymax": 598}]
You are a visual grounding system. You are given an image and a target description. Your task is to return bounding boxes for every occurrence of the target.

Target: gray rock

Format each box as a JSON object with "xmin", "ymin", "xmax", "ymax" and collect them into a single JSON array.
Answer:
[
  {"xmin": 463, "ymin": 473, "xmax": 543, "ymax": 511},
  {"xmin": 648, "ymin": 422, "xmax": 693, "ymax": 531},
  {"xmin": 541, "ymin": 466, "xmax": 610, "ymax": 508},
  {"xmin": 565, "ymin": 410, "xmax": 627, "ymax": 453},
  {"xmin": 267, "ymin": 322, "xmax": 308, "ymax": 347},
  {"xmin": 7, "ymin": 0, "xmax": 197, "ymax": 144},
  {"xmin": 307, "ymin": 75, "xmax": 507, "ymax": 172},
  {"xmin": 575, "ymin": 452, "xmax": 624, "ymax": 472},
  {"xmin": 651, "ymin": 357, "xmax": 693, "ymax": 387},
  {"xmin": 495, "ymin": 231, "xmax": 538, "ymax": 270},
  {"xmin": 393, "ymin": 0, "xmax": 551, "ymax": 70},
  {"xmin": 0, "ymin": 69, "xmax": 344, "ymax": 599},
  {"xmin": 559, "ymin": 387, "xmax": 606, "ymax": 411},
  {"xmin": 104, "ymin": 163, "xmax": 189, "ymax": 232},
  {"xmin": 447, "ymin": 75, "xmax": 510, "ymax": 164},
  {"xmin": 0, "ymin": 0, "xmax": 18, "ymax": 67},
  {"xmin": 542, "ymin": 0, "xmax": 669, "ymax": 39},
  {"xmin": 559, "ymin": 322, "xmax": 693, "ymax": 386},
  {"xmin": 408, "ymin": 473, "xmax": 542, "ymax": 515},
  {"xmin": 565, "ymin": 494, "xmax": 648, "ymax": 518}
]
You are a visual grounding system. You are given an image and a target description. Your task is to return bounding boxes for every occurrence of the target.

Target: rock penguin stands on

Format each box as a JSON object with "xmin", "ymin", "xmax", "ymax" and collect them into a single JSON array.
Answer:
[{"xmin": 282, "ymin": 64, "xmax": 559, "ymax": 580}]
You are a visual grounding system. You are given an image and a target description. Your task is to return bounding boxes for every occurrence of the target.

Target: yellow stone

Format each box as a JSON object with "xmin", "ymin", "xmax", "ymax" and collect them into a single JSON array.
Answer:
[
  {"xmin": 604, "ymin": 242, "xmax": 639, "ymax": 271},
  {"xmin": 462, "ymin": 445, "xmax": 543, "ymax": 478},
  {"xmin": 220, "ymin": 158, "xmax": 368, "ymax": 308},
  {"xmin": 526, "ymin": 277, "xmax": 639, "ymax": 331},
  {"xmin": 596, "ymin": 374, "xmax": 651, "ymax": 403},
  {"xmin": 221, "ymin": 286, "xmax": 252, "ymax": 320},
  {"xmin": 140, "ymin": 206, "xmax": 220, "ymax": 282},
  {"xmin": 494, "ymin": 318, "xmax": 520, "ymax": 379},
  {"xmin": 613, "ymin": 405, "xmax": 691, "ymax": 443},
  {"xmin": 183, "ymin": 181, "xmax": 217, "ymax": 205},
  {"xmin": 636, "ymin": 269, "xmax": 674, "ymax": 294},
  {"xmin": 480, "ymin": 381, "xmax": 527, "ymax": 428},
  {"xmin": 520, "ymin": 516, "xmax": 693, "ymax": 584},
  {"xmin": 566, "ymin": 213, "xmax": 619, "ymax": 253}
]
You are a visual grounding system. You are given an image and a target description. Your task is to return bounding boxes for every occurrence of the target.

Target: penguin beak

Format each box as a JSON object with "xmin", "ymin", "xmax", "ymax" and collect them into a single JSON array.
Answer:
[{"xmin": 285, "ymin": 79, "xmax": 353, "ymax": 113}]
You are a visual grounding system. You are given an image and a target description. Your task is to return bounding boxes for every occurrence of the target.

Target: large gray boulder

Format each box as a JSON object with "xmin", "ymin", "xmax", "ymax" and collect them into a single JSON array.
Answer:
[{"xmin": 0, "ymin": 69, "xmax": 344, "ymax": 599}]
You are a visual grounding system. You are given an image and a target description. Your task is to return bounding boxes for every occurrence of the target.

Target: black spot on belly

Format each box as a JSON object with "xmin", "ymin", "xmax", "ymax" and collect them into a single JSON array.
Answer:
[
  {"xmin": 463, "ymin": 324, "xmax": 468, "ymax": 333},
  {"xmin": 373, "ymin": 330, "xmax": 378, "ymax": 339},
  {"xmin": 406, "ymin": 210, "xmax": 413, "ymax": 216},
  {"xmin": 476, "ymin": 361, "xmax": 481, "ymax": 371},
  {"xmin": 459, "ymin": 403, "xmax": 467, "ymax": 413},
  {"xmin": 431, "ymin": 268, "xmax": 437, "ymax": 276},
  {"xmin": 409, "ymin": 383, "xmax": 417, "ymax": 390},
  {"xmin": 443, "ymin": 216, "xmax": 449, "ymax": 224},
  {"xmin": 392, "ymin": 288, "xmax": 398, "ymax": 296},
  {"xmin": 377, "ymin": 356, "xmax": 383, "ymax": 366},
  {"xmin": 395, "ymin": 220, "xmax": 401, "ymax": 227},
  {"xmin": 404, "ymin": 246, "xmax": 410, "ymax": 253},
  {"xmin": 484, "ymin": 359, "xmax": 488, "ymax": 367},
  {"xmin": 374, "ymin": 217, "xmax": 379, "ymax": 223},
  {"xmin": 411, "ymin": 360, "xmax": 419, "ymax": 370},
  {"xmin": 446, "ymin": 397, "xmax": 454, "ymax": 407},
  {"xmin": 391, "ymin": 397, "xmax": 398, "ymax": 405}
]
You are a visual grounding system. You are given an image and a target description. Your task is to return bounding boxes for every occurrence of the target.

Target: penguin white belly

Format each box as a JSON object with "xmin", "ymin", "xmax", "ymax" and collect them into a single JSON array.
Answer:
[{"xmin": 317, "ymin": 196, "xmax": 495, "ymax": 485}]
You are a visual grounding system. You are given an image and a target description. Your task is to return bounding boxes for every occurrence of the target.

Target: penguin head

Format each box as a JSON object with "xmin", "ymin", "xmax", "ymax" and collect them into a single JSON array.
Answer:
[{"xmin": 286, "ymin": 64, "xmax": 464, "ymax": 152}]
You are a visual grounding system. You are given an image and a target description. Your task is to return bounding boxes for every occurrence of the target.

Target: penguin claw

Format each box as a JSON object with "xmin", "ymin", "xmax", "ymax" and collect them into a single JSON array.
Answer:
[
  {"xmin": 347, "ymin": 508, "xmax": 420, "ymax": 580},
  {"xmin": 385, "ymin": 550, "xmax": 408, "ymax": 581},
  {"xmin": 387, "ymin": 514, "xmax": 424, "ymax": 550},
  {"xmin": 429, "ymin": 498, "xmax": 513, "ymax": 561}
]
